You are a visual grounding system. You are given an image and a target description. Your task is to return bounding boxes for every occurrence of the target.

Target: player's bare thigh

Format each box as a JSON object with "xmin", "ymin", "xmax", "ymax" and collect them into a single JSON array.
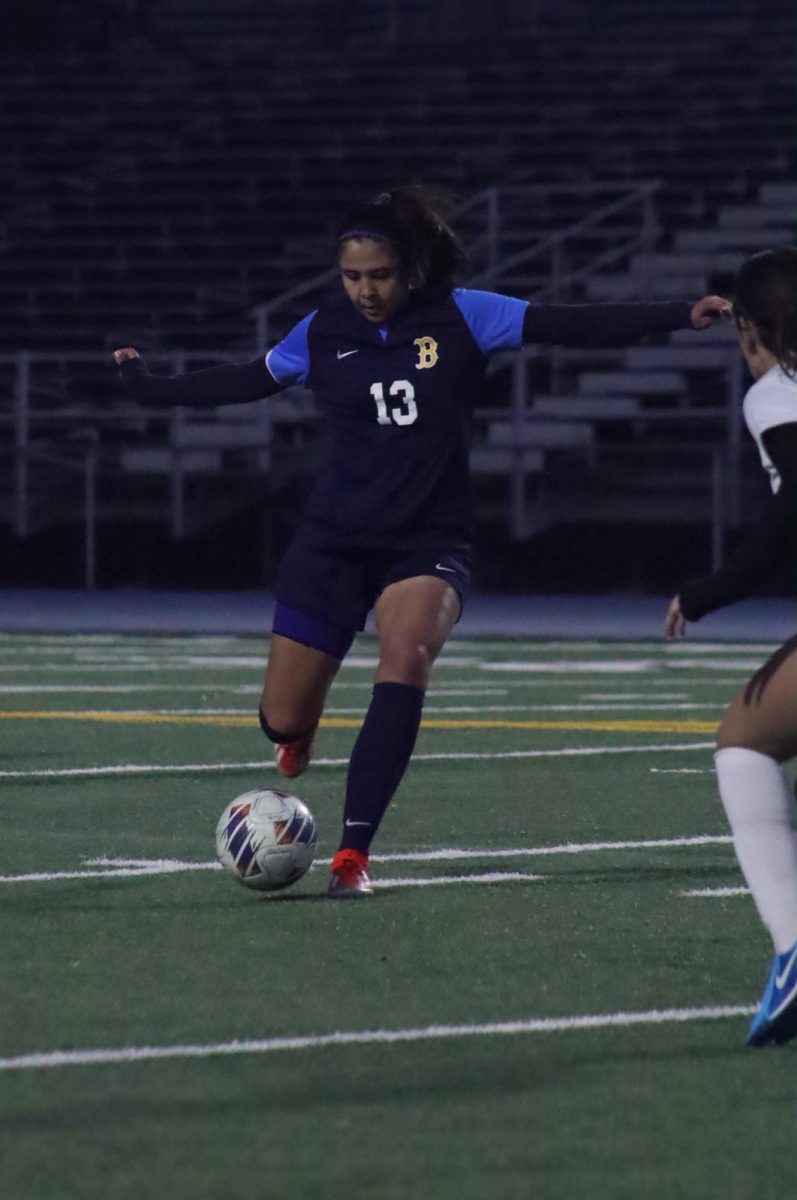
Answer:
[
  {"xmin": 260, "ymin": 633, "xmax": 341, "ymax": 732},
  {"xmin": 374, "ymin": 575, "xmax": 460, "ymax": 689},
  {"xmin": 717, "ymin": 634, "xmax": 797, "ymax": 761}
]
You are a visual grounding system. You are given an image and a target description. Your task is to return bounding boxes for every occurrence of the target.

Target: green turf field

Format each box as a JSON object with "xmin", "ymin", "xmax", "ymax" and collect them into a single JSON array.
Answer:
[{"xmin": 1, "ymin": 631, "xmax": 794, "ymax": 1199}]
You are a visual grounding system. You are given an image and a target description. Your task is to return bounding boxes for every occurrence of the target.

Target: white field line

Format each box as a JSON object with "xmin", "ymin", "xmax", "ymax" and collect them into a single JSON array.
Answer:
[
  {"xmin": 0, "ymin": 684, "xmax": 258, "ymax": 695},
  {"xmin": 375, "ymin": 872, "xmax": 542, "ymax": 888},
  {"xmin": 0, "ymin": 702, "xmax": 722, "ymax": 716},
  {"xmin": 379, "ymin": 686, "xmax": 715, "ymax": 696},
  {"xmin": 665, "ymin": 642, "xmax": 776, "ymax": 655},
  {"xmin": 0, "ymin": 684, "xmax": 715, "ymax": 702},
  {"xmin": 0, "ymin": 659, "xmax": 759, "ymax": 676},
  {"xmin": 0, "ymin": 865, "xmax": 542, "ymax": 888},
  {"xmin": 466, "ymin": 641, "xmax": 775, "ymax": 655},
  {"xmin": 0, "ymin": 834, "xmax": 733, "ymax": 885},
  {"xmin": 0, "ymin": 863, "xmax": 221, "ymax": 884},
  {"xmin": 76, "ymin": 654, "xmax": 267, "ymax": 668},
  {"xmin": 0, "ymin": 1005, "xmax": 756, "ymax": 1073},
  {"xmin": 650, "ymin": 768, "xmax": 712, "ymax": 775},
  {"xmin": 479, "ymin": 659, "xmax": 761, "ymax": 674},
  {"xmin": 0, "ymin": 664, "xmax": 254, "ymax": 674},
  {"xmin": 0, "ymin": 636, "xmax": 243, "ymax": 649},
  {"xmin": 0, "ymin": 703, "xmax": 549, "ymax": 716},
  {"xmin": 681, "ymin": 886, "xmax": 750, "ymax": 898},
  {"xmin": 0, "ymin": 638, "xmax": 772, "ymax": 657},
  {"xmin": 62, "ymin": 653, "xmax": 477, "ymax": 670},
  {"xmin": 369, "ymin": 834, "xmax": 733, "ymax": 863},
  {"xmin": 582, "ymin": 692, "xmax": 691, "ymax": 700},
  {"xmin": 58, "ymin": 654, "xmax": 370, "ymax": 669},
  {"xmin": 664, "ymin": 659, "xmax": 764, "ymax": 672},
  {"xmin": 0, "ymin": 685, "xmax": 325, "ymax": 697},
  {"xmin": 91, "ymin": 833, "xmax": 732, "ymax": 866},
  {"xmin": 327, "ymin": 701, "xmax": 721, "ymax": 713},
  {"xmin": 0, "ymin": 684, "xmax": 512, "ymax": 697},
  {"xmin": 0, "ymin": 636, "xmax": 767, "ymax": 652},
  {"xmin": 0, "ymin": 741, "xmax": 715, "ymax": 782},
  {"xmin": 412, "ymin": 687, "xmax": 509, "ymax": 696},
  {"xmin": 321, "ymin": 701, "xmax": 723, "ymax": 714},
  {"xmin": 478, "ymin": 660, "xmax": 655, "ymax": 674}
]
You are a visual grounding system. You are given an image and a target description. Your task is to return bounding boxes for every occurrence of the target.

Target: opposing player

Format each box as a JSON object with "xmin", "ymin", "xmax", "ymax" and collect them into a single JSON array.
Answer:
[
  {"xmin": 666, "ymin": 246, "xmax": 797, "ymax": 1046},
  {"xmin": 115, "ymin": 185, "xmax": 728, "ymax": 899}
]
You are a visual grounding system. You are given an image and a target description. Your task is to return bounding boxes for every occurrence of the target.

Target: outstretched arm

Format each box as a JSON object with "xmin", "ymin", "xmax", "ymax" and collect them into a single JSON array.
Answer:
[
  {"xmin": 113, "ymin": 347, "xmax": 282, "ymax": 408},
  {"xmin": 665, "ymin": 422, "xmax": 797, "ymax": 637},
  {"xmin": 522, "ymin": 295, "xmax": 732, "ymax": 347}
]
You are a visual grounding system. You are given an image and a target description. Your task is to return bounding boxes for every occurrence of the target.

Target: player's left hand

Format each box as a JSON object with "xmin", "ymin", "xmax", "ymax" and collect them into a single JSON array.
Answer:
[
  {"xmin": 664, "ymin": 595, "xmax": 687, "ymax": 639},
  {"xmin": 690, "ymin": 295, "xmax": 733, "ymax": 329}
]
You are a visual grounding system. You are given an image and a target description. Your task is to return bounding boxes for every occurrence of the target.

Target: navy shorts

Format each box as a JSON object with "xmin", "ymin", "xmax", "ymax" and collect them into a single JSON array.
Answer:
[{"xmin": 273, "ymin": 534, "xmax": 472, "ymax": 660}]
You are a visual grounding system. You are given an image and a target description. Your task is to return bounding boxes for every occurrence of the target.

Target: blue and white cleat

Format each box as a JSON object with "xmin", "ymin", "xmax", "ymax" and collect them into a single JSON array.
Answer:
[{"xmin": 747, "ymin": 940, "xmax": 797, "ymax": 1047}]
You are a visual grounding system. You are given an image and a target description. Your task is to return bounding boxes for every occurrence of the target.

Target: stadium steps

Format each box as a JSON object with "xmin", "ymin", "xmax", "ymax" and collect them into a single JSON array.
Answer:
[
  {"xmin": 504, "ymin": 447, "xmax": 731, "ymax": 538},
  {"xmin": 1, "ymin": 2, "xmax": 794, "ymax": 551},
  {"xmin": 483, "ymin": 181, "xmax": 797, "ymax": 537},
  {"xmin": 1, "ymin": 7, "xmax": 794, "ymax": 351}
]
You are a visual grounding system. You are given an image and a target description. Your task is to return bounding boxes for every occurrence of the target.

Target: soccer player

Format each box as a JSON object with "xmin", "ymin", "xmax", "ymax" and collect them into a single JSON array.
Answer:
[
  {"xmin": 665, "ymin": 246, "xmax": 797, "ymax": 1046},
  {"xmin": 115, "ymin": 185, "xmax": 729, "ymax": 899}
]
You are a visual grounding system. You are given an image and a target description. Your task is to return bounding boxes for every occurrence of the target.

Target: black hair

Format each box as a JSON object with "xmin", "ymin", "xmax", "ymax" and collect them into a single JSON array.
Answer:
[
  {"xmin": 335, "ymin": 186, "xmax": 470, "ymax": 298},
  {"xmin": 733, "ymin": 246, "xmax": 797, "ymax": 377}
]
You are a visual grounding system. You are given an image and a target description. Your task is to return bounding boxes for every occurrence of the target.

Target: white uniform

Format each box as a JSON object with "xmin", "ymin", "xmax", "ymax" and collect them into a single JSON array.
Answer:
[{"xmin": 743, "ymin": 365, "xmax": 797, "ymax": 494}]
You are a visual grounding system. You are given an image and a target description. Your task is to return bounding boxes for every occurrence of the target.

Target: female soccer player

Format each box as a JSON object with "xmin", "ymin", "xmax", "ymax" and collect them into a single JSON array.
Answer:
[
  {"xmin": 665, "ymin": 246, "xmax": 797, "ymax": 1046},
  {"xmin": 115, "ymin": 185, "xmax": 728, "ymax": 899}
]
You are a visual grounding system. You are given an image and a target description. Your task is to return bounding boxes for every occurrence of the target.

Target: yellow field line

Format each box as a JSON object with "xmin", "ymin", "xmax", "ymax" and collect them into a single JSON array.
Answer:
[{"xmin": 0, "ymin": 710, "xmax": 719, "ymax": 734}]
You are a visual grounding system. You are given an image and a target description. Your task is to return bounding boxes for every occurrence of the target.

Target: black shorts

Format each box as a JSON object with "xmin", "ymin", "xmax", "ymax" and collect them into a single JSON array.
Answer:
[{"xmin": 273, "ymin": 533, "xmax": 472, "ymax": 659}]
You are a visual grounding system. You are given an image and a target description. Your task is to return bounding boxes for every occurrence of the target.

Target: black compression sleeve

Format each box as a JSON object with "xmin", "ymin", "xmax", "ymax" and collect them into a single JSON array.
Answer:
[
  {"xmin": 522, "ymin": 301, "xmax": 693, "ymax": 347},
  {"xmin": 117, "ymin": 355, "xmax": 281, "ymax": 408},
  {"xmin": 679, "ymin": 423, "xmax": 797, "ymax": 621}
]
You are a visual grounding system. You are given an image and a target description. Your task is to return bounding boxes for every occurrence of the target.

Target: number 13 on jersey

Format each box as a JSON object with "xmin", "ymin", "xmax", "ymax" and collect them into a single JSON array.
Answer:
[{"xmin": 370, "ymin": 380, "xmax": 418, "ymax": 426}]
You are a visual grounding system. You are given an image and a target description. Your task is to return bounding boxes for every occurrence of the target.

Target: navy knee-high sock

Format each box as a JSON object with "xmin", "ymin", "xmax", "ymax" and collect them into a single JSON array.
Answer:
[{"xmin": 340, "ymin": 681, "xmax": 424, "ymax": 854}]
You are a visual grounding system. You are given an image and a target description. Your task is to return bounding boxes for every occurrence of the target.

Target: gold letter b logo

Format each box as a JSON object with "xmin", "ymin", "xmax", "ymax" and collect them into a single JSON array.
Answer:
[{"xmin": 414, "ymin": 336, "xmax": 439, "ymax": 369}]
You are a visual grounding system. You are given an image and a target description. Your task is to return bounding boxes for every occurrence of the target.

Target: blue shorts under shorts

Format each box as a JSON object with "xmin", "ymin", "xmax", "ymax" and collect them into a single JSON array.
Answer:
[{"xmin": 272, "ymin": 534, "xmax": 472, "ymax": 660}]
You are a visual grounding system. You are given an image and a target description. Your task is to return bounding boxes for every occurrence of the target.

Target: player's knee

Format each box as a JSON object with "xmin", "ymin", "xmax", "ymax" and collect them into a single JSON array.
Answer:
[{"xmin": 377, "ymin": 639, "xmax": 433, "ymax": 688}]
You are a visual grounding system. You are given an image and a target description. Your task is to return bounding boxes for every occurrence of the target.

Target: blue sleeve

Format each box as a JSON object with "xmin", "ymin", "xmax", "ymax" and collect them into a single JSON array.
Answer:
[
  {"xmin": 452, "ymin": 289, "xmax": 529, "ymax": 355},
  {"xmin": 265, "ymin": 311, "xmax": 316, "ymax": 386}
]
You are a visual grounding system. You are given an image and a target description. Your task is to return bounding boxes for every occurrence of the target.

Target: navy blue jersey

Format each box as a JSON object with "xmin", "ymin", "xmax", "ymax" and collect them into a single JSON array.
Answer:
[{"xmin": 267, "ymin": 288, "xmax": 527, "ymax": 548}]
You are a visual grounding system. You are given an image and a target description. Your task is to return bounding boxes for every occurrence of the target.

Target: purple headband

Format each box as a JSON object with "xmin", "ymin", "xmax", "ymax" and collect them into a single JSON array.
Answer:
[{"xmin": 337, "ymin": 228, "xmax": 390, "ymax": 242}]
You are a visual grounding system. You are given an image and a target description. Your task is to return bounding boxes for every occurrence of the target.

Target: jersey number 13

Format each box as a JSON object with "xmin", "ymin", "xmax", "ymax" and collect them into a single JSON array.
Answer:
[{"xmin": 370, "ymin": 380, "xmax": 418, "ymax": 427}]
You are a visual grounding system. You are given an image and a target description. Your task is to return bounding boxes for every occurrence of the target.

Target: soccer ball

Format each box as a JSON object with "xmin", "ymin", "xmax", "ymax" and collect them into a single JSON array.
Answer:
[{"xmin": 215, "ymin": 788, "xmax": 317, "ymax": 892}]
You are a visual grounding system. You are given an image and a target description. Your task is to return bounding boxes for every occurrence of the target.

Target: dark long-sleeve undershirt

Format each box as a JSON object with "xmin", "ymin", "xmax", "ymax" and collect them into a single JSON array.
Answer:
[
  {"xmin": 679, "ymin": 423, "xmax": 797, "ymax": 621},
  {"xmin": 522, "ymin": 300, "xmax": 693, "ymax": 347},
  {"xmin": 117, "ymin": 354, "xmax": 279, "ymax": 407}
]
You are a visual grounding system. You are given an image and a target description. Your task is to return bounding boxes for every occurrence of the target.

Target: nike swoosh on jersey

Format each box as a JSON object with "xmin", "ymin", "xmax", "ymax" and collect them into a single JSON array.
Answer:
[{"xmin": 336, "ymin": 349, "xmax": 359, "ymax": 359}]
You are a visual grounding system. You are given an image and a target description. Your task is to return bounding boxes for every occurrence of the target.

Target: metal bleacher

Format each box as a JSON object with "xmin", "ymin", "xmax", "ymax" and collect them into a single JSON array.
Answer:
[{"xmin": 0, "ymin": 0, "xmax": 794, "ymax": 587}]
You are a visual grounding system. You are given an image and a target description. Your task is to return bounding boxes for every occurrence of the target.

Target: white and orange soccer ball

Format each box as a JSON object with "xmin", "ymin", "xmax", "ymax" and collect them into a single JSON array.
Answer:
[{"xmin": 215, "ymin": 788, "xmax": 317, "ymax": 891}]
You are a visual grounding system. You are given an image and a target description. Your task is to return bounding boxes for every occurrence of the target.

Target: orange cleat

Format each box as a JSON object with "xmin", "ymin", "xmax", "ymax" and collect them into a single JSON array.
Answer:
[
  {"xmin": 275, "ymin": 726, "xmax": 316, "ymax": 779},
  {"xmin": 328, "ymin": 848, "xmax": 373, "ymax": 899}
]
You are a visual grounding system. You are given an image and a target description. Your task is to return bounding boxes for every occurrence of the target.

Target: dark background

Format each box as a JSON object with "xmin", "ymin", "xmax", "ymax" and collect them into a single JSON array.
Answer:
[{"xmin": 1, "ymin": 0, "xmax": 794, "ymax": 592}]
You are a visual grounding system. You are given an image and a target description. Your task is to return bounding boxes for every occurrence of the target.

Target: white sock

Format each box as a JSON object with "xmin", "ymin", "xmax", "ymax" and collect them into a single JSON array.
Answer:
[{"xmin": 715, "ymin": 747, "xmax": 797, "ymax": 954}]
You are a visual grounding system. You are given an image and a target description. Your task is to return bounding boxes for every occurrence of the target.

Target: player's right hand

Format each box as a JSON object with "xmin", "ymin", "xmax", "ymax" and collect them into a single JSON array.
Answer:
[
  {"xmin": 690, "ymin": 295, "xmax": 733, "ymax": 328},
  {"xmin": 664, "ymin": 595, "xmax": 687, "ymax": 639},
  {"xmin": 113, "ymin": 347, "xmax": 141, "ymax": 365}
]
